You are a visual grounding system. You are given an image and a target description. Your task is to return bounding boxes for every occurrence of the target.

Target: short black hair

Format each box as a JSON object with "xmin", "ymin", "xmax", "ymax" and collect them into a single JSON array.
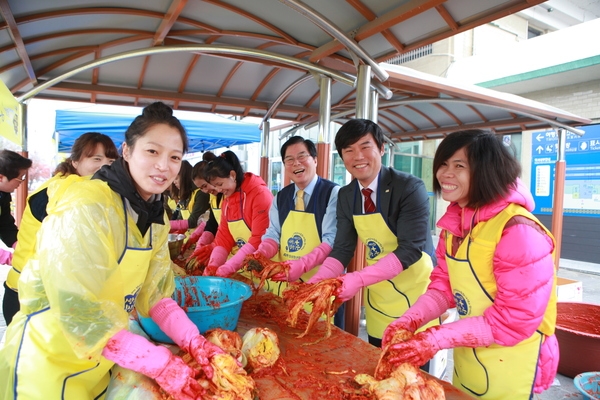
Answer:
[
  {"xmin": 280, "ymin": 136, "xmax": 317, "ymax": 159},
  {"xmin": 0, "ymin": 150, "xmax": 32, "ymax": 180},
  {"xmin": 334, "ymin": 119, "xmax": 384, "ymax": 158},
  {"xmin": 433, "ymin": 129, "xmax": 521, "ymax": 208}
]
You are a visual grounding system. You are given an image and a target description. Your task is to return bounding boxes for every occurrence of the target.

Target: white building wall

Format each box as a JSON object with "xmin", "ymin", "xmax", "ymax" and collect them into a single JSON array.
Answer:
[{"xmin": 522, "ymin": 79, "xmax": 600, "ymax": 122}]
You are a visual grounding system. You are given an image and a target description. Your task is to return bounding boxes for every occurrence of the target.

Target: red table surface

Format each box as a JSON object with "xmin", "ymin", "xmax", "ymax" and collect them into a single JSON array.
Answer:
[{"xmin": 236, "ymin": 291, "xmax": 474, "ymax": 400}]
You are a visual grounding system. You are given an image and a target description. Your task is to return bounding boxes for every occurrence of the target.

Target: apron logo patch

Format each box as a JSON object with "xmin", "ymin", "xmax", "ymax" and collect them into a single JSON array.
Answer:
[
  {"xmin": 124, "ymin": 286, "xmax": 141, "ymax": 312},
  {"xmin": 454, "ymin": 290, "xmax": 470, "ymax": 316},
  {"xmin": 286, "ymin": 233, "xmax": 306, "ymax": 253},
  {"xmin": 366, "ymin": 239, "xmax": 383, "ymax": 259},
  {"xmin": 235, "ymin": 238, "xmax": 246, "ymax": 248}
]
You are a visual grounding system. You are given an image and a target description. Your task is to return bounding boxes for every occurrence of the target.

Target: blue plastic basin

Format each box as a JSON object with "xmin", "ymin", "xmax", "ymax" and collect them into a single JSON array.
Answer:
[
  {"xmin": 575, "ymin": 372, "xmax": 600, "ymax": 400},
  {"xmin": 138, "ymin": 276, "xmax": 252, "ymax": 344}
]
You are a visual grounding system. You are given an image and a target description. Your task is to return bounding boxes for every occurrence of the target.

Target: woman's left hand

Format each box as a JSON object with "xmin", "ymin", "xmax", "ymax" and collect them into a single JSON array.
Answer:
[{"xmin": 387, "ymin": 330, "xmax": 439, "ymax": 367}]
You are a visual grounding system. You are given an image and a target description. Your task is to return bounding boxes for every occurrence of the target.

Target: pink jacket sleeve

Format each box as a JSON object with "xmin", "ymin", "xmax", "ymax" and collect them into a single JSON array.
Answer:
[
  {"xmin": 483, "ymin": 222, "xmax": 555, "ymax": 346},
  {"xmin": 245, "ymin": 186, "xmax": 272, "ymax": 250}
]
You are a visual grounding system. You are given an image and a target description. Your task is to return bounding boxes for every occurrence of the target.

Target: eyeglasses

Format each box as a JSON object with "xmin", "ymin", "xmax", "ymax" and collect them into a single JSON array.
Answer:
[
  {"xmin": 283, "ymin": 152, "xmax": 310, "ymax": 166},
  {"xmin": 14, "ymin": 174, "xmax": 27, "ymax": 183}
]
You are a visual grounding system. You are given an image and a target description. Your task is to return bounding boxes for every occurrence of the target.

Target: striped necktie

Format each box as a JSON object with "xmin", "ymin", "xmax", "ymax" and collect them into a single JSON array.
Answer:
[
  {"xmin": 362, "ymin": 188, "xmax": 375, "ymax": 213},
  {"xmin": 295, "ymin": 190, "xmax": 305, "ymax": 211}
]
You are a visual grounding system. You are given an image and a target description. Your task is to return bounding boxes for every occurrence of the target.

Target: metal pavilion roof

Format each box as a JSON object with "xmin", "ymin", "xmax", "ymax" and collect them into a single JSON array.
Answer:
[{"xmin": 0, "ymin": 0, "xmax": 591, "ymax": 140}]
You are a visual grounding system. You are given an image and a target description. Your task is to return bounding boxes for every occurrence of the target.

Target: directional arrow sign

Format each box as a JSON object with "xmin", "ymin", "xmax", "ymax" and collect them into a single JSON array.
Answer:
[
  {"xmin": 536, "ymin": 133, "xmax": 544, "ymax": 142},
  {"xmin": 536, "ymin": 145, "xmax": 544, "ymax": 154}
]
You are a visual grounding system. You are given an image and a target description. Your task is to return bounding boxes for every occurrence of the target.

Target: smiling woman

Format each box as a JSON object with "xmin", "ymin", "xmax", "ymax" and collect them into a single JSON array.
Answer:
[{"xmin": 0, "ymin": 102, "xmax": 229, "ymax": 400}]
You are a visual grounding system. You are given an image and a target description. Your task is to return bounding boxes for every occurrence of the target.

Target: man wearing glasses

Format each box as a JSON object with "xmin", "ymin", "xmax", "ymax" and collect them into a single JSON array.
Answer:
[
  {"xmin": 0, "ymin": 149, "xmax": 32, "ymax": 324},
  {"xmin": 253, "ymin": 136, "xmax": 343, "ymax": 325}
]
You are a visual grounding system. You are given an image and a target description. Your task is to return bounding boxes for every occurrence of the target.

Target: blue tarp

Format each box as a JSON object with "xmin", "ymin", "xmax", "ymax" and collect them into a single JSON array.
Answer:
[{"xmin": 54, "ymin": 109, "xmax": 261, "ymax": 153}]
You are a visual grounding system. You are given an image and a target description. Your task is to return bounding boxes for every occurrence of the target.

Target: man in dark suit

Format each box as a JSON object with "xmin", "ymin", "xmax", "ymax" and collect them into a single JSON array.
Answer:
[{"xmin": 304, "ymin": 119, "xmax": 436, "ymax": 348}]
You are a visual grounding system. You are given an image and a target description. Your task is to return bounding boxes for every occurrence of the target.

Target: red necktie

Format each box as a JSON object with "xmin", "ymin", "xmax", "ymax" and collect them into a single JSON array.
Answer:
[{"xmin": 362, "ymin": 188, "xmax": 376, "ymax": 214}]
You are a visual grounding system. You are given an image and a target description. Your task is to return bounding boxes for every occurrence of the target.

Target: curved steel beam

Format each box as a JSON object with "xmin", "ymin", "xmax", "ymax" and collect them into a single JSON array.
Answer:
[
  {"xmin": 261, "ymin": 71, "xmax": 393, "ymax": 131},
  {"xmin": 303, "ymin": 98, "xmax": 585, "ymax": 136},
  {"xmin": 378, "ymin": 98, "xmax": 585, "ymax": 136},
  {"xmin": 260, "ymin": 73, "xmax": 312, "ymax": 130},
  {"xmin": 17, "ymin": 44, "xmax": 356, "ymax": 102},
  {"xmin": 279, "ymin": 0, "xmax": 389, "ymax": 82}
]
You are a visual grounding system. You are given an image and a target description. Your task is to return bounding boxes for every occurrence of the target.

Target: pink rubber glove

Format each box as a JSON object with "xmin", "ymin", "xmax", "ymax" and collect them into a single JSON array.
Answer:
[
  {"xmin": 197, "ymin": 231, "xmax": 215, "ymax": 246},
  {"xmin": 0, "ymin": 248, "xmax": 13, "ymax": 265},
  {"xmin": 181, "ymin": 221, "xmax": 206, "ymax": 254},
  {"xmin": 336, "ymin": 252, "xmax": 403, "ymax": 301},
  {"xmin": 272, "ymin": 242, "xmax": 332, "ymax": 282},
  {"xmin": 203, "ymin": 245, "xmax": 230, "ymax": 276},
  {"xmin": 381, "ymin": 289, "xmax": 450, "ymax": 348},
  {"xmin": 305, "ymin": 256, "xmax": 345, "ymax": 284},
  {"xmin": 150, "ymin": 298, "xmax": 224, "ymax": 379},
  {"xmin": 254, "ymin": 238, "xmax": 279, "ymax": 259},
  {"xmin": 387, "ymin": 316, "xmax": 495, "ymax": 367},
  {"xmin": 215, "ymin": 243, "xmax": 256, "ymax": 277},
  {"xmin": 102, "ymin": 329, "xmax": 203, "ymax": 400},
  {"xmin": 170, "ymin": 219, "xmax": 189, "ymax": 233}
]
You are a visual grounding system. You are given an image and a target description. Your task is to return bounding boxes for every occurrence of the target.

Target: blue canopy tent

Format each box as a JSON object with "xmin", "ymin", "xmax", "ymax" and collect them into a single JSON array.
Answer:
[{"xmin": 54, "ymin": 109, "xmax": 261, "ymax": 153}]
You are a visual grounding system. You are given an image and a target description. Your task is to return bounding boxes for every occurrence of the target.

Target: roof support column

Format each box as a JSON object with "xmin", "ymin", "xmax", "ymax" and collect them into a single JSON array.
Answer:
[
  {"xmin": 369, "ymin": 88, "xmax": 379, "ymax": 123},
  {"xmin": 316, "ymin": 75, "xmax": 332, "ymax": 180},
  {"xmin": 551, "ymin": 128, "xmax": 566, "ymax": 271},
  {"xmin": 345, "ymin": 64, "xmax": 371, "ymax": 336},
  {"xmin": 355, "ymin": 64, "xmax": 371, "ymax": 119},
  {"xmin": 260, "ymin": 119, "xmax": 270, "ymax": 185}
]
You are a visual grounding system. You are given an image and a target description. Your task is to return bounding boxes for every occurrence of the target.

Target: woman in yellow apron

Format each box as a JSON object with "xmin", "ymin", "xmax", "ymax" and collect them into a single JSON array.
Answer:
[
  {"xmin": 0, "ymin": 102, "xmax": 222, "ymax": 400},
  {"xmin": 169, "ymin": 159, "xmax": 210, "ymax": 234},
  {"xmin": 383, "ymin": 129, "xmax": 558, "ymax": 400},
  {"xmin": 182, "ymin": 152, "xmax": 224, "ymax": 262},
  {"xmin": 200, "ymin": 150, "xmax": 273, "ymax": 277},
  {"xmin": 3, "ymin": 132, "xmax": 118, "ymax": 326}
]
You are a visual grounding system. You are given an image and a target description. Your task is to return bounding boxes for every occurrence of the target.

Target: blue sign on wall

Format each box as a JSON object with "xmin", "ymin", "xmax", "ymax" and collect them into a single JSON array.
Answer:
[{"xmin": 530, "ymin": 124, "xmax": 600, "ymax": 218}]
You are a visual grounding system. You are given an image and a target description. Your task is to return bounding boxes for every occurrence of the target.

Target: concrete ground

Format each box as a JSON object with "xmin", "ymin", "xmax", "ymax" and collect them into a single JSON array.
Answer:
[{"xmin": 2, "ymin": 259, "xmax": 599, "ymax": 399}]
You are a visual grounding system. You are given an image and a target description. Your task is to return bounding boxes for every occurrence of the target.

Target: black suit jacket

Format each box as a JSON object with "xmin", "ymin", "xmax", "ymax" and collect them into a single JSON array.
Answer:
[
  {"xmin": 329, "ymin": 166, "xmax": 435, "ymax": 269},
  {"xmin": 0, "ymin": 191, "xmax": 18, "ymax": 247}
]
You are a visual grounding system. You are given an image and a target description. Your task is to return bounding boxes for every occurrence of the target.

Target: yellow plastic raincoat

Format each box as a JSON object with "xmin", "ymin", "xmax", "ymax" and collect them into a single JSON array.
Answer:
[{"xmin": 0, "ymin": 178, "xmax": 174, "ymax": 399}]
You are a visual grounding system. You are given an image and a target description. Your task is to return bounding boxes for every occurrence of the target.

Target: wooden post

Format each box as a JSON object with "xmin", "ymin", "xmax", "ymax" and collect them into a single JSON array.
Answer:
[
  {"xmin": 551, "ymin": 129, "xmax": 566, "ymax": 271},
  {"xmin": 316, "ymin": 142, "xmax": 331, "ymax": 180},
  {"xmin": 15, "ymin": 150, "xmax": 29, "ymax": 227},
  {"xmin": 551, "ymin": 159, "xmax": 566, "ymax": 270},
  {"xmin": 344, "ymin": 243, "xmax": 366, "ymax": 336}
]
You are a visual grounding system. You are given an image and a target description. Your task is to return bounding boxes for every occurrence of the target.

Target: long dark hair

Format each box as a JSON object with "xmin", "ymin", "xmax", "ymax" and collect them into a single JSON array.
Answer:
[
  {"xmin": 433, "ymin": 129, "xmax": 521, "ymax": 208},
  {"xmin": 54, "ymin": 132, "xmax": 118, "ymax": 176},
  {"xmin": 203, "ymin": 150, "xmax": 245, "ymax": 189},
  {"xmin": 176, "ymin": 160, "xmax": 194, "ymax": 204}
]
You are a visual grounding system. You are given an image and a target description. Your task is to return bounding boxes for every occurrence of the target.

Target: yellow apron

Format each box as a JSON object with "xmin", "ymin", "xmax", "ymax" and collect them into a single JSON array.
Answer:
[
  {"xmin": 261, "ymin": 207, "xmax": 321, "ymax": 296},
  {"xmin": 210, "ymin": 193, "xmax": 222, "ymax": 227},
  {"xmin": 447, "ymin": 203, "xmax": 556, "ymax": 400},
  {"xmin": 353, "ymin": 187, "xmax": 433, "ymax": 339},
  {"xmin": 167, "ymin": 197, "xmax": 177, "ymax": 214},
  {"xmin": 224, "ymin": 192, "xmax": 252, "ymax": 274},
  {"xmin": 178, "ymin": 188, "xmax": 199, "ymax": 222},
  {"xmin": 7, "ymin": 213, "xmax": 154, "ymax": 399}
]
